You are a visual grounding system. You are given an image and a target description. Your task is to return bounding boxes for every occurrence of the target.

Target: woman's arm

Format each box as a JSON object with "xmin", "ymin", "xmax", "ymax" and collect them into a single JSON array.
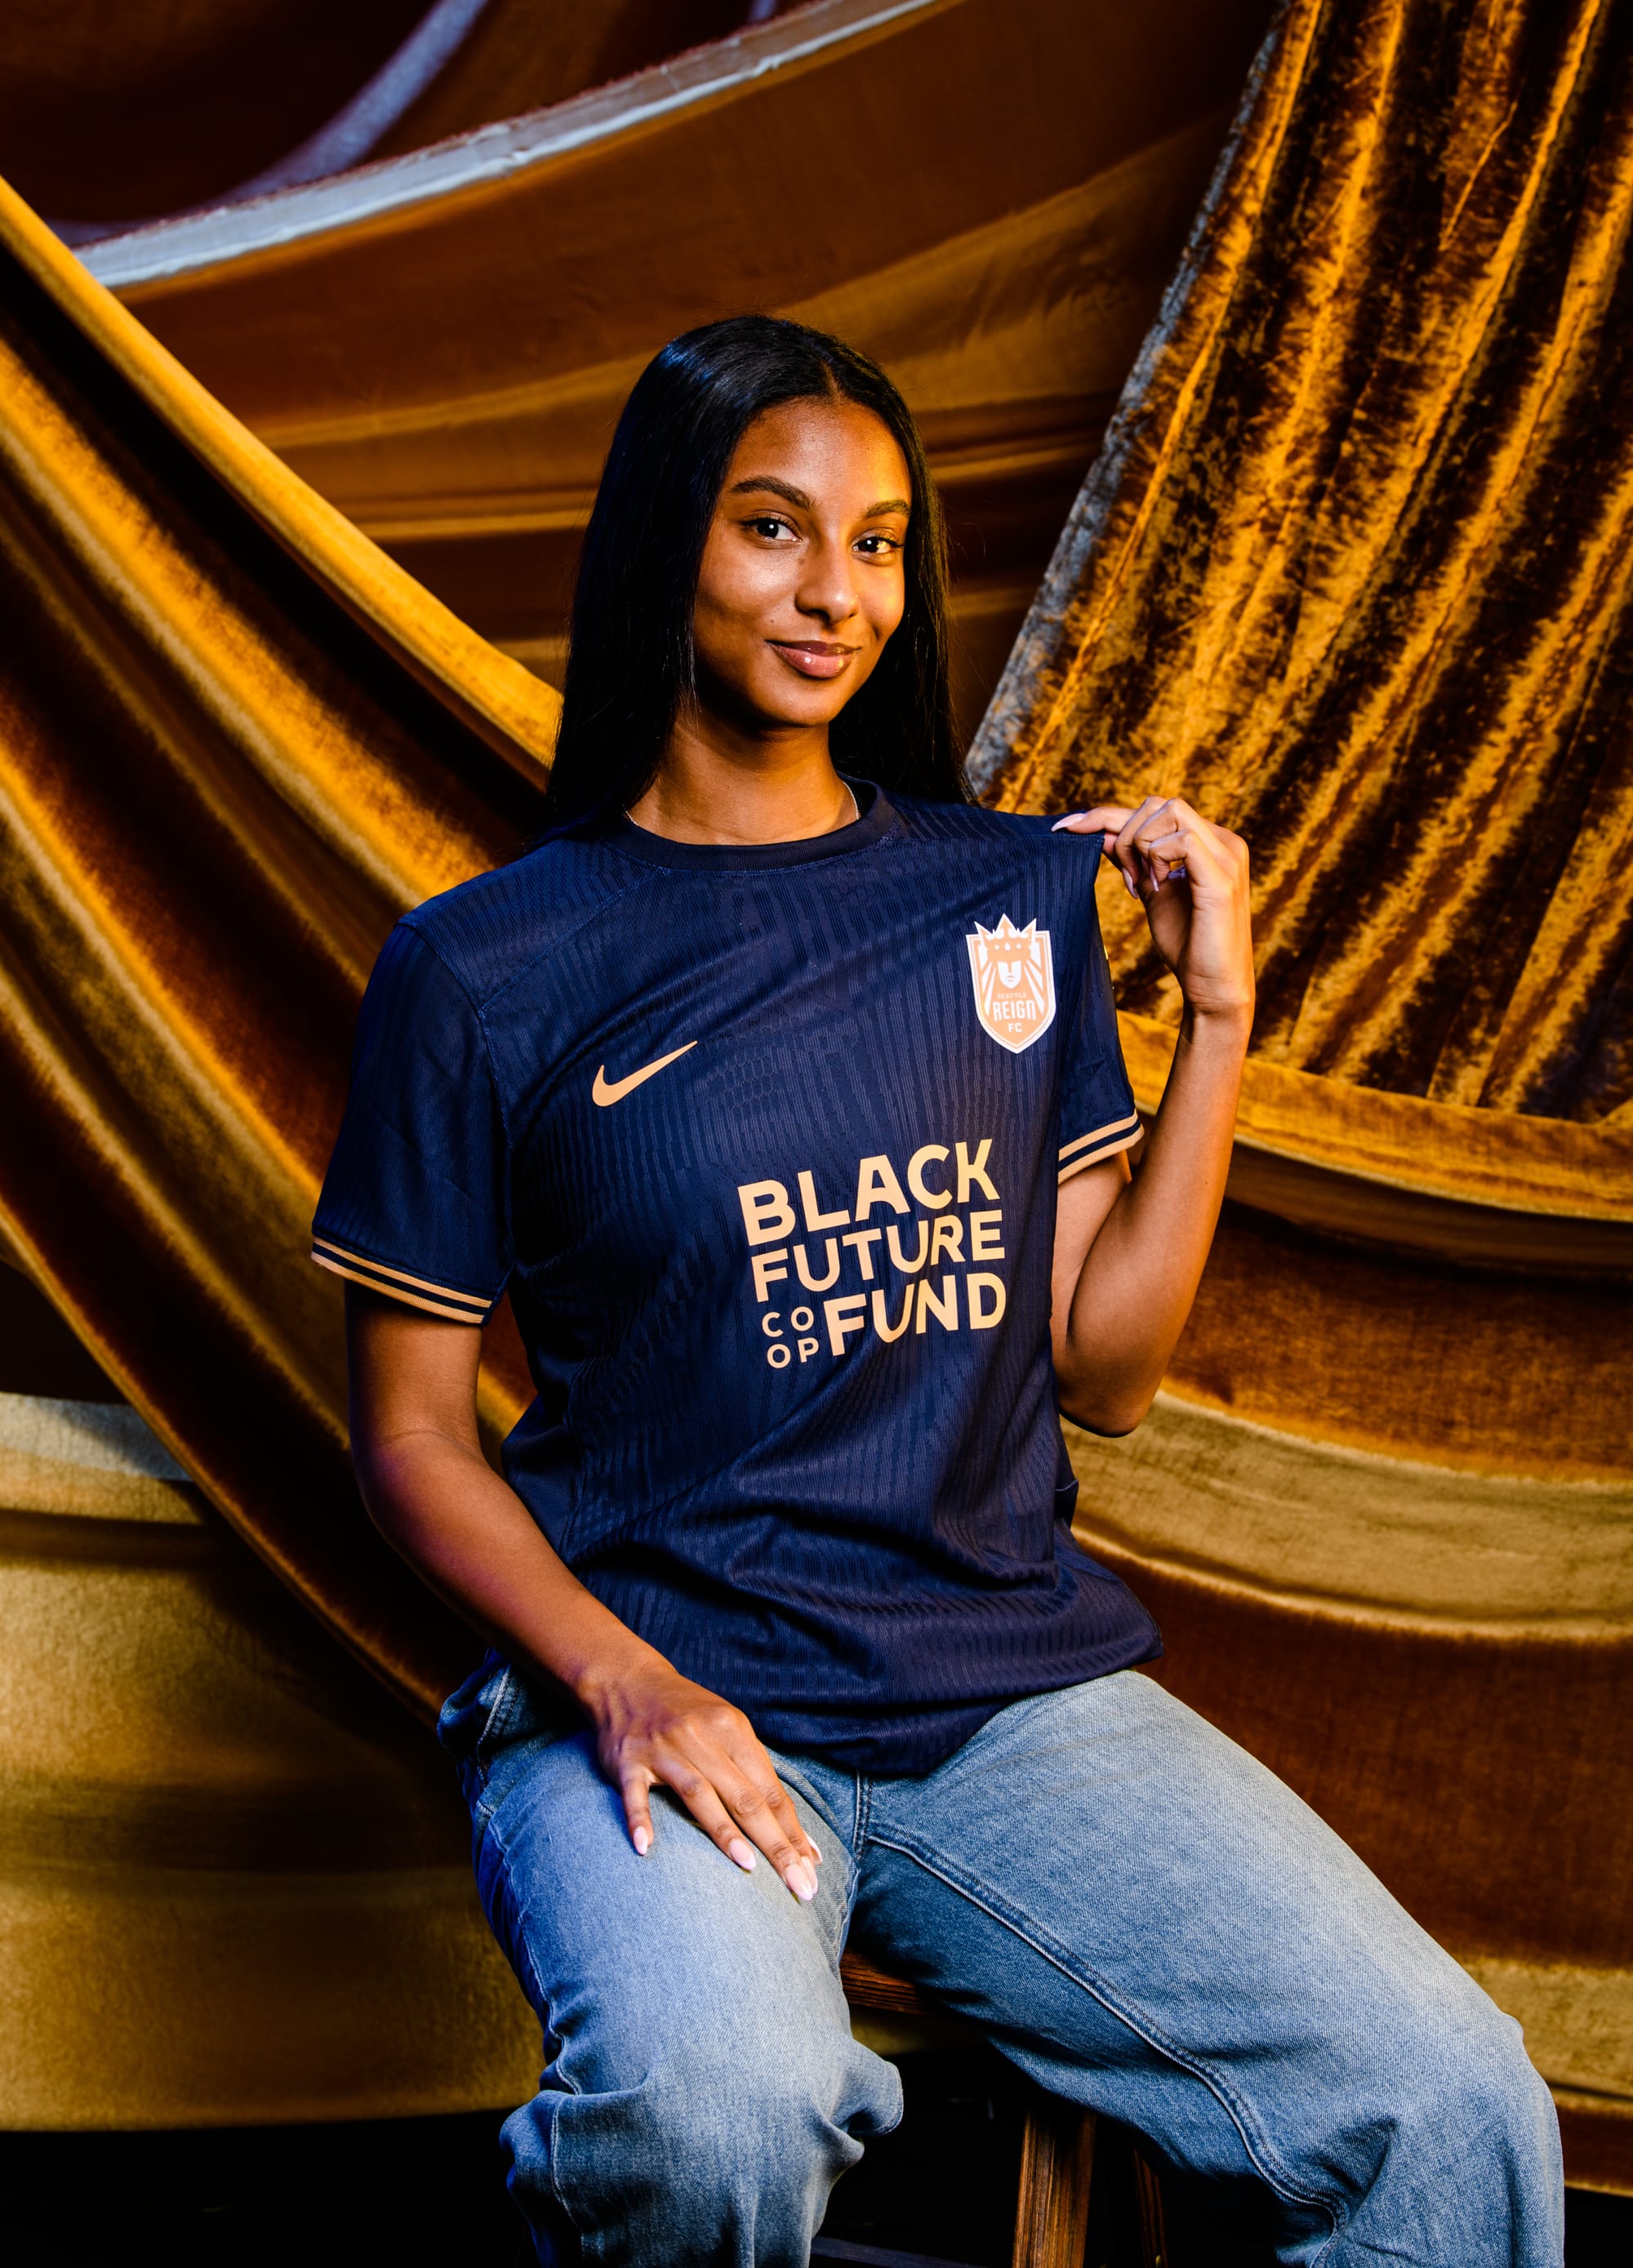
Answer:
[
  {"xmin": 346, "ymin": 1288, "xmax": 822, "ymax": 1898},
  {"xmin": 1049, "ymin": 798, "xmax": 1253, "ymax": 1436}
]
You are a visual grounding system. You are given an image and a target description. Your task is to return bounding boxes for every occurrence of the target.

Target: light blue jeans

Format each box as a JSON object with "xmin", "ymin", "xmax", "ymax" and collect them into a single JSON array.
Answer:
[{"xmin": 440, "ymin": 1664, "xmax": 1562, "ymax": 2265}]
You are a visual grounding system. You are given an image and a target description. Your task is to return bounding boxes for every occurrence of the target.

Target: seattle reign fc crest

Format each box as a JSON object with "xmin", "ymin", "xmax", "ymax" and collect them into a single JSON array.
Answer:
[{"xmin": 965, "ymin": 915, "xmax": 1056, "ymax": 1054}]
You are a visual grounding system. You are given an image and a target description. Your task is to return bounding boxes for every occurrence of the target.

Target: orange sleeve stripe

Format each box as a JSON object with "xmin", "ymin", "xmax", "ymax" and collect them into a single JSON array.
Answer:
[
  {"xmin": 1059, "ymin": 1110, "xmax": 1141, "ymax": 1163},
  {"xmin": 310, "ymin": 1238, "xmax": 491, "ymax": 1310},
  {"xmin": 1057, "ymin": 1123, "xmax": 1142, "ymax": 1185},
  {"xmin": 310, "ymin": 1249, "xmax": 489, "ymax": 1324}
]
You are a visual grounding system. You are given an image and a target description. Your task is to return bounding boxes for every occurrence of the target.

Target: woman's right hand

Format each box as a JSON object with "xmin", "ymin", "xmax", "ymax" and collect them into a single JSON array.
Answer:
[{"xmin": 585, "ymin": 1650, "xmax": 823, "ymax": 1901}]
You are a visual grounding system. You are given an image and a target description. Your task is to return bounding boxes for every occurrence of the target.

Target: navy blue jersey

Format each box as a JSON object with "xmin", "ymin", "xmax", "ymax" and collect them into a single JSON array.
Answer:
[{"xmin": 314, "ymin": 786, "xmax": 1159, "ymax": 1771}]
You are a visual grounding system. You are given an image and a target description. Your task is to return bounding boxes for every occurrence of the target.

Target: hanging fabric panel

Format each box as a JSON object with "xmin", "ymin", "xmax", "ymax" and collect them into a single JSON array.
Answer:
[
  {"xmin": 974, "ymin": 0, "xmax": 1633, "ymax": 1134},
  {"xmin": 0, "ymin": 176, "xmax": 553, "ymax": 1713}
]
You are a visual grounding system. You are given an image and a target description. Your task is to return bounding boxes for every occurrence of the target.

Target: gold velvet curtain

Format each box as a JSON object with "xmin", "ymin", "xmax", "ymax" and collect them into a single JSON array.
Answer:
[
  {"xmin": 1, "ymin": 0, "xmax": 1631, "ymax": 2182},
  {"xmin": 2, "ymin": 0, "xmax": 738, "ymax": 231},
  {"xmin": 93, "ymin": 0, "xmax": 1274, "ymax": 754},
  {"xmin": 976, "ymin": 0, "xmax": 1633, "ymax": 1132},
  {"xmin": 972, "ymin": 0, "xmax": 1633, "ymax": 2188},
  {"xmin": 0, "ymin": 176, "xmax": 550, "ymax": 1711}
]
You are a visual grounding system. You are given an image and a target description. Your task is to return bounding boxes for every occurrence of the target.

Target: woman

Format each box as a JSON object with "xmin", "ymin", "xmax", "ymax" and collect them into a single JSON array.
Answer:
[{"xmin": 314, "ymin": 318, "xmax": 1559, "ymax": 2264}]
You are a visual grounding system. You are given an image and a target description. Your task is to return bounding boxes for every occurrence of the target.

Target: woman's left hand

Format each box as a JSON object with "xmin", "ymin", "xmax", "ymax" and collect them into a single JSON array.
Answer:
[{"xmin": 1054, "ymin": 797, "xmax": 1254, "ymax": 1026}]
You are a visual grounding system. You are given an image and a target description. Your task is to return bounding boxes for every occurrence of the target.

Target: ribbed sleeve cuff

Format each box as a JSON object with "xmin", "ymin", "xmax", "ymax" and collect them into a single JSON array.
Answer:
[
  {"xmin": 1057, "ymin": 1111, "xmax": 1142, "ymax": 1184},
  {"xmin": 309, "ymin": 1236, "xmax": 496, "ymax": 1325}
]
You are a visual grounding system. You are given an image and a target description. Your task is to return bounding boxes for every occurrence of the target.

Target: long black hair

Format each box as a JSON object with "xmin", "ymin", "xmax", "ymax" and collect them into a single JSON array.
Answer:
[{"xmin": 541, "ymin": 315, "xmax": 964, "ymax": 825}]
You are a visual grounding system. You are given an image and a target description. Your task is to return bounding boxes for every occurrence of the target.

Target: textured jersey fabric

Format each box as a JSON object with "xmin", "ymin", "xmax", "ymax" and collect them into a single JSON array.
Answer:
[{"xmin": 314, "ymin": 785, "xmax": 1160, "ymax": 1771}]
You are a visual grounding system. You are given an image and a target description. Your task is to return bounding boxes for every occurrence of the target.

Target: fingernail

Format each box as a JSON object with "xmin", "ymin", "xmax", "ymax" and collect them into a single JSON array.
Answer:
[
  {"xmin": 633, "ymin": 1826, "xmax": 651, "ymax": 1857},
  {"xmin": 728, "ymin": 1838, "xmax": 757, "ymax": 1872},
  {"xmin": 786, "ymin": 1861, "xmax": 818, "ymax": 1903},
  {"xmin": 808, "ymin": 1841, "xmax": 822, "ymax": 1864}
]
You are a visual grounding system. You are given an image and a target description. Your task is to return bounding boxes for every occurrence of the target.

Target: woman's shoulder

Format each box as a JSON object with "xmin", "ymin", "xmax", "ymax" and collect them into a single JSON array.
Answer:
[{"xmin": 397, "ymin": 829, "xmax": 640, "ymax": 1009}]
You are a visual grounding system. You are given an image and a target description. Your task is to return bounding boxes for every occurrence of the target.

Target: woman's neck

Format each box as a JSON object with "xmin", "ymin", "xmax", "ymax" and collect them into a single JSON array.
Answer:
[{"xmin": 627, "ymin": 715, "xmax": 856, "ymax": 847}]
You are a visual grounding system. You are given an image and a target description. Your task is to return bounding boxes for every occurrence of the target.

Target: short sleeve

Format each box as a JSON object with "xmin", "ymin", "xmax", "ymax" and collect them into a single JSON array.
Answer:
[
  {"xmin": 311, "ymin": 923, "xmax": 511, "ymax": 1324},
  {"xmin": 1056, "ymin": 886, "xmax": 1141, "ymax": 1185}
]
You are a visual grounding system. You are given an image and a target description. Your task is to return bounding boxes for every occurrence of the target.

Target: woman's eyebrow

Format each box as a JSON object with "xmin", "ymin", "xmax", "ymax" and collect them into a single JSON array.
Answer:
[
  {"xmin": 729, "ymin": 475, "xmax": 813, "ymax": 508},
  {"xmin": 728, "ymin": 475, "xmax": 911, "ymax": 518}
]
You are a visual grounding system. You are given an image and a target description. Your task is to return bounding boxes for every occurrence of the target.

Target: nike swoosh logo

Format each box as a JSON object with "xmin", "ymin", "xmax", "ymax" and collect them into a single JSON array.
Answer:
[{"xmin": 591, "ymin": 1042, "xmax": 697, "ymax": 1107}]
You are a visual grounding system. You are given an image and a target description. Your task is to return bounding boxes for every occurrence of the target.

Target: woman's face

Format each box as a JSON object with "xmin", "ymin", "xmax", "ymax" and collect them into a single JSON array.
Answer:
[{"xmin": 690, "ymin": 398, "xmax": 912, "ymax": 736}]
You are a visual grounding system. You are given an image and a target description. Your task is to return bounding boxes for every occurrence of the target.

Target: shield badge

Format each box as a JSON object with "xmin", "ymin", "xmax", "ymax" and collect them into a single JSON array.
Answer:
[{"xmin": 966, "ymin": 915, "xmax": 1057, "ymax": 1053}]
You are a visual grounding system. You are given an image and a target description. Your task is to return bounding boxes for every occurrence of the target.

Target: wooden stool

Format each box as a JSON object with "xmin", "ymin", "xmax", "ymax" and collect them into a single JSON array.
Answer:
[{"xmin": 838, "ymin": 1950, "xmax": 1168, "ymax": 2268}]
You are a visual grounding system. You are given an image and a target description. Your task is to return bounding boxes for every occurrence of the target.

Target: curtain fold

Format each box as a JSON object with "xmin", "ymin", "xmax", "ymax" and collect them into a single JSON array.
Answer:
[
  {"xmin": 0, "ymin": 176, "xmax": 551, "ymax": 1713},
  {"xmin": 91, "ymin": 0, "xmax": 1275, "ymax": 753},
  {"xmin": 974, "ymin": 0, "xmax": 1633, "ymax": 1136}
]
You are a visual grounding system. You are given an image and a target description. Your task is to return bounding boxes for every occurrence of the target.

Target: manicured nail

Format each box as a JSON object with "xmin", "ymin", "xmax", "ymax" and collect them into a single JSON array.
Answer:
[
  {"xmin": 632, "ymin": 1825, "xmax": 651, "ymax": 1856},
  {"xmin": 786, "ymin": 1860, "xmax": 818, "ymax": 1903},
  {"xmin": 728, "ymin": 1838, "xmax": 757, "ymax": 1871}
]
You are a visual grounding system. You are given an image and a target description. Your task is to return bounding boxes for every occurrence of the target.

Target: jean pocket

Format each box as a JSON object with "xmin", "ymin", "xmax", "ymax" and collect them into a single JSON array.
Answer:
[
  {"xmin": 437, "ymin": 1649, "xmax": 519, "ymax": 1766},
  {"xmin": 438, "ymin": 1650, "xmax": 578, "ymax": 1777}
]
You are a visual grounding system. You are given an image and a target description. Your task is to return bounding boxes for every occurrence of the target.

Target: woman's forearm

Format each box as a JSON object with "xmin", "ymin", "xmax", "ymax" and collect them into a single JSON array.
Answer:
[
  {"xmin": 1058, "ymin": 1005, "xmax": 1248, "ymax": 1433},
  {"xmin": 345, "ymin": 1290, "xmax": 821, "ymax": 1888},
  {"xmin": 356, "ymin": 1428, "xmax": 664, "ymax": 1710}
]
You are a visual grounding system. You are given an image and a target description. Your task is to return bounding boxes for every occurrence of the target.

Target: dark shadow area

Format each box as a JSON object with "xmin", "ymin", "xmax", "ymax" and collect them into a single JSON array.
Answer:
[
  {"xmin": 0, "ymin": 1254, "xmax": 123, "ymax": 1400},
  {"xmin": 1568, "ymin": 2186, "xmax": 1633, "ymax": 2266},
  {"xmin": 2, "ymin": 2071, "xmax": 1628, "ymax": 2263},
  {"xmin": 0, "ymin": 2113, "xmax": 531, "ymax": 2266},
  {"xmin": 817, "ymin": 2046, "xmax": 1026, "ymax": 2266}
]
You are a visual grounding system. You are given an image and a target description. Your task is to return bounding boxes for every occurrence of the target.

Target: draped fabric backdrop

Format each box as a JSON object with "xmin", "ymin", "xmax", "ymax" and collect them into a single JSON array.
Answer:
[
  {"xmin": 0, "ymin": 177, "xmax": 550, "ymax": 1710},
  {"xmin": 975, "ymin": 0, "xmax": 1633, "ymax": 2189},
  {"xmin": 89, "ymin": 0, "xmax": 1272, "ymax": 755},
  {"xmin": 1, "ymin": 0, "xmax": 747, "ymax": 235},
  {"xmin": 975, "ymin": 0, "xmax": 1633, "ymax": 1131},
  {"xmin": 0, "ymin": 0, "xmax": 1629, "ymax": 2181}
]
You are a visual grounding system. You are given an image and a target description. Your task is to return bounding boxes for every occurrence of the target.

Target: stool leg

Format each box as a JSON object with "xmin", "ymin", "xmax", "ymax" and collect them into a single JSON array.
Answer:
[
  {"xmin": 1011, "ymin": 2091, "xmax": 1097, "ymax": 2268},
  {"xmin": 1131, "ymin": 2145, "xmax": 1168, "ymax": 2268}
]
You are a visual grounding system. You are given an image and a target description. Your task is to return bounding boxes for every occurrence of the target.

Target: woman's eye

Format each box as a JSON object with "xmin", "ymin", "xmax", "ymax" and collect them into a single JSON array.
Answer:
[
  {"xmin": 855, "ymin": 533, "xmax": 902, "ymax": 555},
  {"xmin": 749, "ymin": 517, "xmax": 794, "ymax": 540}
]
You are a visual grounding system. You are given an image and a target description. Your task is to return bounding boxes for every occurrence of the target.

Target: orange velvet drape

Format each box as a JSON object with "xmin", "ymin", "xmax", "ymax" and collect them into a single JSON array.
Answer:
[
  {"xmin": 0, "ymin": 0, "xmax": 740, "ymax": 231},
  {"xmin": 0, "ymin": 176, "xmax": 549, "ymax": 1710},
  {"xmin": 95, "ymin": 0, "xmax": 1274, "ymax": 753},
  {"xmin": 977, "ymin": 0, "xmax": 1633, "ymax": 1128}
]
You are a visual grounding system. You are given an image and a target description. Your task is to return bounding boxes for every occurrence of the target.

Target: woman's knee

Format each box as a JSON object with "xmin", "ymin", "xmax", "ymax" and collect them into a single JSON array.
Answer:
[
  {"xmin": 1429, "ymin": 1996, "xmax": 1559, "ymax": 2178},
  {"xmin": 1379, "ymin": 1978, "xmax": 1555, "ymax": 2151},
  {"xmin": 1309, "ymin": 1979, "xmax": 1563, "ymax": 2261},
  {"xmin": 505, "ymin": 2017, "xmax": 901, "ymax": 2262}
]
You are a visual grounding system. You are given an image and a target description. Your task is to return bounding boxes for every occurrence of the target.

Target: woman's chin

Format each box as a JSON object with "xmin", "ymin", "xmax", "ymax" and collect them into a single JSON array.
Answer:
[
  {"xmin": 692, "ymin": 655, "xmax": 865, "ymax": 740},
  {"xmin": 723, "ymin": 688, "xmax": 855, "ymax": 738}
]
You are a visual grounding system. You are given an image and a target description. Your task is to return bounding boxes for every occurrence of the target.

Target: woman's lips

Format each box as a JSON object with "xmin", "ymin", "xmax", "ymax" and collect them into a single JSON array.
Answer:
[{"xmin": 768, "ymin": 640, "xmax": 858, "ymax": 680}]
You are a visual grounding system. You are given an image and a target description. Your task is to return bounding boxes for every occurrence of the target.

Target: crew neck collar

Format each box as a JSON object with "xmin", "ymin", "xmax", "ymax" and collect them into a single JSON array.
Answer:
[{"xmin": 601, "ymin": 779, "xmax": 893, "ymax": 870}]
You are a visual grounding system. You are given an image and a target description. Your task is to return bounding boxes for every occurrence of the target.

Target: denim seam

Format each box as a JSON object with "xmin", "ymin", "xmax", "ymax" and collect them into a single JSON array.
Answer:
[
  {"xmin": 480, "ymin": 1805, "xmax": 559, "ymax": 2051},
  {"xmin": 481, "ymin": 1803, "xmax": 588, "ymax": 2246},
  {"xmin": 829, "ymin": 1778, "xmax": 872, "ymax": 1948},
  {"xmin": 474, "ymin": 1661, "xmax": 518, "ymax": 1774},
  {"xmin": 866, "ymin": 1825, "xmax": 1344, "ymax": 2234}
]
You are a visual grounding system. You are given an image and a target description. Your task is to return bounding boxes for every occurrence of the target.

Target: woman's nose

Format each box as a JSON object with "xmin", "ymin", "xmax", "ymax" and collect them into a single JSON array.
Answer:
[{"xmin": 794, "ymin": 545, "xmax": 861, "ymax": 625}]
